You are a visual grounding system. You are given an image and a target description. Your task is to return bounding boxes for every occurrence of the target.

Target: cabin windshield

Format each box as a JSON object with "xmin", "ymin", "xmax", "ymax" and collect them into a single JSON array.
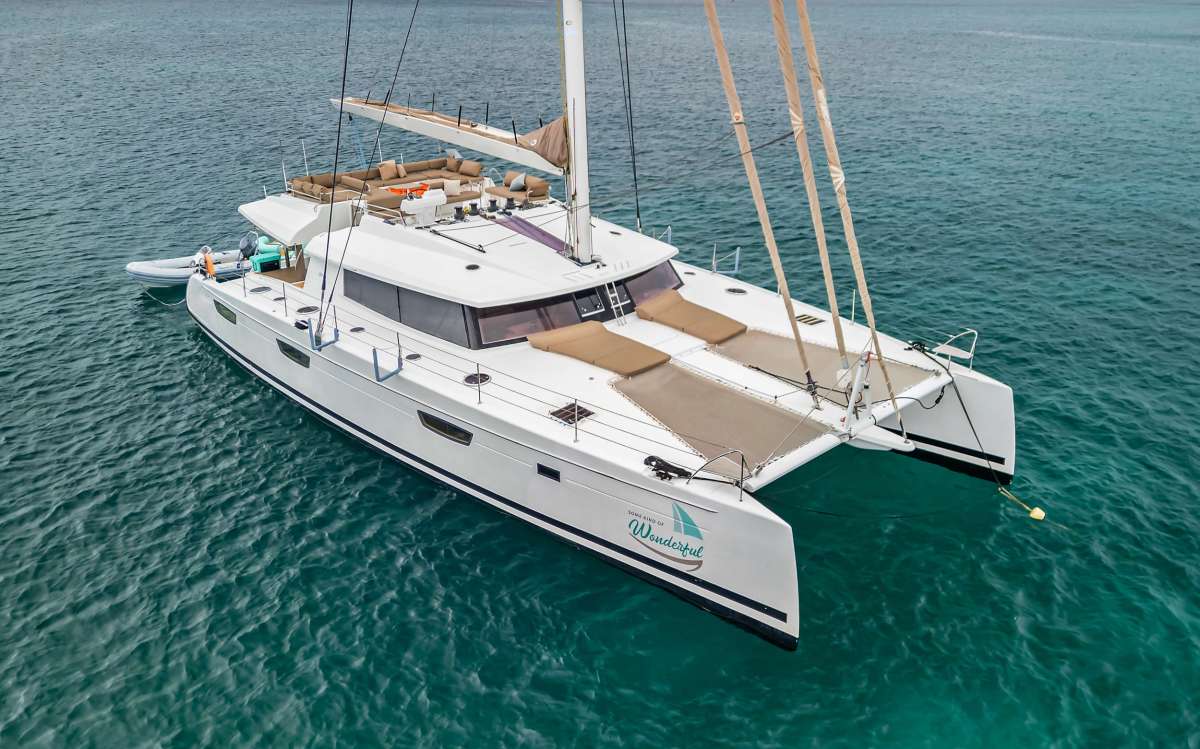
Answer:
[
  {"xmin": 478, "ymin": 297, "xmax": 580, "ymax": 345},
  {"xmin": 624, "ymin": 261, "xmax": 682, "ymax": 304}
]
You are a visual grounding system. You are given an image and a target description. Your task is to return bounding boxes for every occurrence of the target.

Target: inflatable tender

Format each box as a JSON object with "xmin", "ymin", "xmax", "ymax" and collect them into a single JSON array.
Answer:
[
  {"xmin": 125, "ymin": 250, "xmax": 247, "ymax": 287},
  {"xmin": 125, "ymin": 235, "xmax": 286, "ymax": 287}
]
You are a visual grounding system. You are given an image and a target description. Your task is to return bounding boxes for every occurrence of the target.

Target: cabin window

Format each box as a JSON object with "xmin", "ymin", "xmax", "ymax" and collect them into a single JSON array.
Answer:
[
  {"xmin": 399, "ymin": 287, "xmax": 471, "ymax": 348},
  {"xmin": 418, "ymin": 410, "xmax": 472, "ymax": 445},
  {"xmin": 477, "ymin": 296, "xmax": 581, "ymax": 345},
  {"xmin": 214, "ymin": 300, "xmax": 237, "ymax": 324},
  {"xmin": 344, "ymin": 270, "xmax": 471, "ymax": 348},
  {"xmin": 625, "ymin": 261, "xmax": 683, "ymax": 305},
  {"xmin": 344, "ymin": 270, "xmax": 400, "ymax": 321},
  {"xmin": 277, "ymin": 339, "xmax": 310, "ymax": 368}
]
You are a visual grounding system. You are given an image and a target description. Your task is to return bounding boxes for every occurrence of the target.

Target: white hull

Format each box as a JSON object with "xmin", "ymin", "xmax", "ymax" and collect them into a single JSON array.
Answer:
[{"xmin": 187, "ymin": 275, "xmax": 803, "ymax": 648}]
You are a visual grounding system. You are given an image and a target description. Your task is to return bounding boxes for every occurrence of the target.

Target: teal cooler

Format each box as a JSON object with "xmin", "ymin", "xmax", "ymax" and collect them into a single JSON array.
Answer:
[{"xmin": 250, "ymin": 250, "xmax": 281, "ymax": 272}]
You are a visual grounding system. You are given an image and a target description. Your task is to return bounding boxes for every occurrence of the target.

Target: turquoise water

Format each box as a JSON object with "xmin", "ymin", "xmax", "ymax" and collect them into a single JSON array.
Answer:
[{"xmin": 2, "ymin": 0, "xmax": 1198, "ymax": 745}]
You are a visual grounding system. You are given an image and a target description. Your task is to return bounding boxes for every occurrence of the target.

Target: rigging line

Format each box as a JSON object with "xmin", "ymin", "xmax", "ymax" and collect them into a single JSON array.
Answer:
[
  {"xmin": 907, "ymin": 343, "xmax": 1049, "ymax": 523},
  {"xmin": 317, "ymin": 0, "xmax": 423, "ymax": 335},
  {"xmin": 613, "ymin": 0, "xmax": 642, "ymax": 231},
  {"xmin": 316, "ymin": 0, "xmax": 356, "ymax": 334},
  {"xmin": 768, "ymin": 0, "xmax": 848, "ymax": 365},
  {"xmin": 792, "ymin": 0, "xmax": 905, "ymax": 433},
  {"xmin": 702, "ymin": 0, "xmax": 820, "ymax": 404}
]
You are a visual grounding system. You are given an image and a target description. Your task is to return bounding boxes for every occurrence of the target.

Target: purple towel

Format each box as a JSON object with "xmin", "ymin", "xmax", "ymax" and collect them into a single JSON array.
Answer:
[{"xmin": 494, "ymin": 214, "xmax": 569, "ymax": 256}]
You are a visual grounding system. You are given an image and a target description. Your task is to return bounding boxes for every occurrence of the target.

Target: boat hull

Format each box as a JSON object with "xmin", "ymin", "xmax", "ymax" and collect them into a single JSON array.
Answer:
[{"xmin": 186, "ymin": 275, "xmax": 802, "ymax": 649}]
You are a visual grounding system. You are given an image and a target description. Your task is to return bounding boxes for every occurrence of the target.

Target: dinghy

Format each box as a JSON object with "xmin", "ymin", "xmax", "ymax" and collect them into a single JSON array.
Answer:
[
  {"xmin": 125, "ymin": 250, "xmax": 246, "ymax": 287},
  {"xmin": 126, "ymin": 235, "xmax": 292, "ymax": 288}
]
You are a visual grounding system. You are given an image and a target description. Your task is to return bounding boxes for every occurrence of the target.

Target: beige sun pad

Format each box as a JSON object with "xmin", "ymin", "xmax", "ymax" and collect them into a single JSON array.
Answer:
[
  {"xmin": 716, "ymin": 329, "xmax": 936, "ymax": 398},
  {"xmin": 527, "ymin": 321, "xmax": 670, "ymax": 377},
  {"xmin": 615, "ymin": 363, "xmax": 827, "ymax": 478},
  {"xmin": 635, "ymin": 289, "xmax": 748, "ymax": 344}
]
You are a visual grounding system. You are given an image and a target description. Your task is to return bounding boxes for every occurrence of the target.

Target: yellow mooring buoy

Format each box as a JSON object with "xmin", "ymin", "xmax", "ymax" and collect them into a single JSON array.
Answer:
[{"xmin": 1000, "ymin": 486, "xmax": 1045, "ymax": 521}]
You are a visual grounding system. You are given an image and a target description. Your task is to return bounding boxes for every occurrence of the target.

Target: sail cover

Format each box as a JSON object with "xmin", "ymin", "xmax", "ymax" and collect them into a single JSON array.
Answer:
[{"xmin": 336, "ymin": 98, "xmax": 566, "ymax": 175}]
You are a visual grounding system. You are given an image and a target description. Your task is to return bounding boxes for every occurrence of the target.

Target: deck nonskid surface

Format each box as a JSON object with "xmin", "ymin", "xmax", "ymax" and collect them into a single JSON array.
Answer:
[
  {"xmin": 614, "ymin": 363, "xmax": 828, "ymax": 478},
  {"xmin": 715, "ymin": 330, "xmax": 938, "ymax": 404}
]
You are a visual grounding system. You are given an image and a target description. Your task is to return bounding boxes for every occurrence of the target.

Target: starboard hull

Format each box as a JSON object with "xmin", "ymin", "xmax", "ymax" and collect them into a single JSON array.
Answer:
[{"xmin": 187, "ymin": 275, "xmax": 802, "ymax": 649}]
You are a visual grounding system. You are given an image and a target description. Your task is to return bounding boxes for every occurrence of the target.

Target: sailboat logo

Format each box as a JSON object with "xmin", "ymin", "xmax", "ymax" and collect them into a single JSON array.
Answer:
[
  {"xmin": 672, "ymin": 503, "xmax": 704, "ymax": 540},
  {"xmin": 627, "ymin": 503, "xmax": 706, "ymax": 571}
]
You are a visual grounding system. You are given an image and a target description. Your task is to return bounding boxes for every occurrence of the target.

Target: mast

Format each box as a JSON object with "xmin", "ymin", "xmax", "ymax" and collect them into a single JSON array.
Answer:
[{"xmin": 561, "ymin": 0, "xmax": 594, "ymax": 263}]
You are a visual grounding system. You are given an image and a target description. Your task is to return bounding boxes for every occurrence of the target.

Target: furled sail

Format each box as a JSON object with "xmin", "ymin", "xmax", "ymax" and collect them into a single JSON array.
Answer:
[{"xmin": 336, "ymin": 98, "xmax": 566, "ymax": 175}]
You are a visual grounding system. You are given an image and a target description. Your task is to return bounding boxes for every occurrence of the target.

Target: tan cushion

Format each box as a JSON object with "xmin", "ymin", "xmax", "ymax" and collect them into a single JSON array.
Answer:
[
  {"xmin": 311, "ymin": 173, "xmax": 335, "ymax": 188},
  {"xmin": 527, "ymin": 321, "xmax": 670, "ymax": 377},
  {"xmin": 635, "ymin": 289, "xmax": 747, "ymax": 344},
  {"xmin": 459, "ymin": 160, "xmax": 482, "ymax": 177},
  {"xmin": 486, "ymin": 185, "xmax": 549, "ymax": 203},
  {"xmin": 444, "ymin": 190, "xmax": 481, "ymax": 204},
  {"xmin": 445, "ymin": 157, "xmax": 461, "ymax": 171},
  {"xmin": 379, "ymin": 160, "xmax": 400, "ymax": 181},
  {"xmin": 366, "ymin": 191, "xmax": 405, "ymax": 209},
  {"xmin": 503, "ymin": 170, "xmax": 521, "ymax": 187},
  {"xmin": 340, "ymin": 175, "xmax": 368, "ymax": 192},
  {"xmin": 524, "ymin": 175, "xmax": 549, "ymax": 197}
]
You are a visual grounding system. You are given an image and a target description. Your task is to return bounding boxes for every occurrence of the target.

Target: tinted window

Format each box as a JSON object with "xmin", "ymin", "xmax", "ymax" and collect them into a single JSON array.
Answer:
[
  {"xmin": 625, "ymin": 262, "xmax": 683, "ymax": 305},
  {"xmin": 277, "ymin": 339, "xmax": 310, "ymax": 367},
  {"xmin": 418, "ymin": 411, "xmax": 472, "ymax": 445},
  {"xmin": 214, "ymin": 300, "xmax": 236, "ymax": 324},
  {"xmin": 477, "ymin": 297, "xmax": 580, "ymax": 344},
  {"xmin": 400, "ymin": 287, "xmax": 470, "ymax": 348},
  {"xmin": 344, "ymin": 270, "xmax": 400, "ymax": 321}
]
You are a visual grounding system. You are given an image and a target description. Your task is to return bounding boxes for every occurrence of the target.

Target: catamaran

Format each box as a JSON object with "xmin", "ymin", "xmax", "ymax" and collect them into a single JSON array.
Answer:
[{"xmin": 183, "ymin": 0, "xmax": 1015, "ymax": 649}]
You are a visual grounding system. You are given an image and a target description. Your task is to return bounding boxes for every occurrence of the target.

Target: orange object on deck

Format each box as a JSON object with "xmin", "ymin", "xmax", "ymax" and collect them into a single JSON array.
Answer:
[
  {"xmin": 203, "ymin": 251, "xmax": 216, "ymax": 278},
  {"xmin": 386, "ymin": 182, "xmax": 430, "ymax": 198}
]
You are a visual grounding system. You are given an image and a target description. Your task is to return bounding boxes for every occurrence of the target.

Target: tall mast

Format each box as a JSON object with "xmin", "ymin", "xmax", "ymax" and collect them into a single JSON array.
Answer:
[{"xmin": 561, "ymin": 0, "xmax": 594, "ymax": 263}]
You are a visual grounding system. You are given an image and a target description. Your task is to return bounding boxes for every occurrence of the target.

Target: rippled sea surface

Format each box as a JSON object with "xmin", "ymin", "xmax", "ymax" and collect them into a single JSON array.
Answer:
[{"xmin": 2, "ymin": 0, "xmax": 1198, "ymax": 745}]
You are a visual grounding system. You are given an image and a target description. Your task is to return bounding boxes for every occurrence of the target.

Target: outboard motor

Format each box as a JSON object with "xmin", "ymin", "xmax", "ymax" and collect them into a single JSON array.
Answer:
[{"xmin": 238, "ymin": 232, "xmax": 257, "ymax": 260}]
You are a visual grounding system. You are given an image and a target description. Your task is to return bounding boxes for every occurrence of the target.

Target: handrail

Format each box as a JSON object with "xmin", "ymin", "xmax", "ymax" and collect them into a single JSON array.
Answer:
[
  {"xmin": 233, "ymin": 273, "xmax": 748, "ymax": 474},
  {"xmin": 933, "ymin": 328, "xmax": 979, "ymax": 369},
  {"xmin": 685, "ymin": 449, "xmax": 747, "ymax": 502}
]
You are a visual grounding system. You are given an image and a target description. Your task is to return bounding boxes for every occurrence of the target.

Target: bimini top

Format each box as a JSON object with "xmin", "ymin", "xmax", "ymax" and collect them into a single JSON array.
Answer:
[
  {"xmin": 337, "ymin": 98, "xmax": 567, "ymax": 175},
  {"xmin": 304, "ymin": 202, "xmax": 676, "ymax": 308}
]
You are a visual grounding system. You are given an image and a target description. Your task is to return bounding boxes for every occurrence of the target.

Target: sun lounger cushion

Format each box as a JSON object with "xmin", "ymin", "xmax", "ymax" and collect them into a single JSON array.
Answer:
[
  {"xmin": 527, "ymin": 321, "xmax": 670, "ymax": 377},
  {"xmin": 379, "ymin": 160, "xmax": 402, "ymax": 181},
  {"xmin": 635, "ymin": 289, "xmax": 747, "ymax": 344}
]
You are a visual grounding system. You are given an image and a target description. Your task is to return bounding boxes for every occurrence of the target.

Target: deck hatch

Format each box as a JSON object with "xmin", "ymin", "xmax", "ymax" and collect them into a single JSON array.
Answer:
[
  {"xmin": 795, "ymin": 314, "xmax": 823, "ymax": 326},
  {"xmin": 550, "ymin": 403, "xmax": 594, "ymax": 424}
]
